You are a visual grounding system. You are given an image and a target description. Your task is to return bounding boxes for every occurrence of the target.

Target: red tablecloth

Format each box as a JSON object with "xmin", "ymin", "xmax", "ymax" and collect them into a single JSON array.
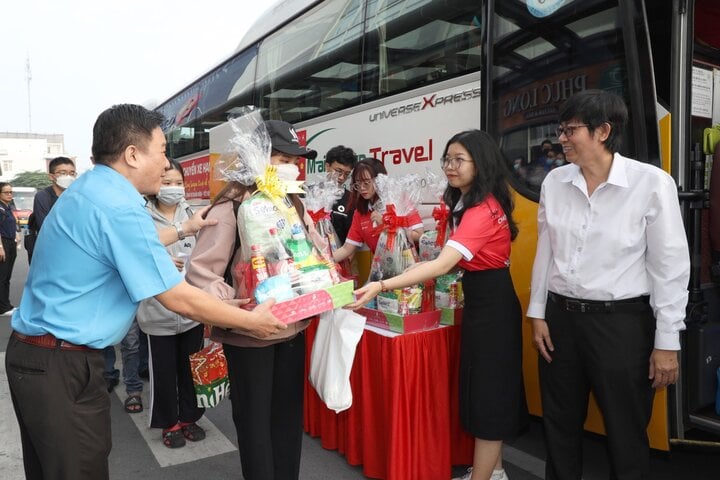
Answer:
[{"xmin": 303, "ymin": 321, "xmax": 474, "ymax": 480}]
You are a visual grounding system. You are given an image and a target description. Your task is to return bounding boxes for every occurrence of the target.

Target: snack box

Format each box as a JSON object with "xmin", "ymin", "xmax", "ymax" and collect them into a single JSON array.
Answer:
[
  {"xmin": 358, "ymin": 307, "xmax": 441, "ymax": 334},
  {"xmin": 440, "ymin": 307, "xmax": 463, "ymax": 326},
  {"xmin": 244, "ymin": 280, "xmax": 354, "ymax": 324}
]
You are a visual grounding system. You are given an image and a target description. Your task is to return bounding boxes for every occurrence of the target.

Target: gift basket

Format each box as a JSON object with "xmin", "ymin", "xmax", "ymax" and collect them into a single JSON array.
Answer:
[
  {"xmin": 302, "ymin": 178, "xmax": 354, "ymax": 280},
  {"xmin": 214, "ymin": 108, "xmax": 353, "ymax": 324},
  {"xmin": 418, "ymin": 170, "xmax": 449, "ymax": 262},
  {"xmin": 354, "ymin": 173, "xmax": 440, "ymax": 332}
]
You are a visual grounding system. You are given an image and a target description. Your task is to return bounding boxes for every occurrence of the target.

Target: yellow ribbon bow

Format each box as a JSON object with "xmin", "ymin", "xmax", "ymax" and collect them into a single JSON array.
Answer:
[{"xmin": 255, "ymin": 165, "xmax": 286, "ymax": 200}]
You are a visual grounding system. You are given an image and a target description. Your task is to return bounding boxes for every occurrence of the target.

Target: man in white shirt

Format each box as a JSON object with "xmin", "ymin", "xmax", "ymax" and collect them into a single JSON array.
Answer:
[{"xmin": 527, "ymin": 89, "xmax": 690, "ymax": 480}]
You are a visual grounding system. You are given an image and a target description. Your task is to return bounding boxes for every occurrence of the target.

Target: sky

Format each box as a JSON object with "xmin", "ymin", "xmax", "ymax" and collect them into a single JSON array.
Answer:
[{"xmin": 0, "ymin": 0, "xmax": 274, "ymax": 172}]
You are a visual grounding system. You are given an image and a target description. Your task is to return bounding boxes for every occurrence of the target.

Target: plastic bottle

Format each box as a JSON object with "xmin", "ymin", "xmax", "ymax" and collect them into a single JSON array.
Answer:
[
  {"xmin": 287, "ymin": 224, "xmax": 312, "ymax": 263},
  {"xmin": 250, "ymin": 244, "xmax": 269, "ymax": 284},
  {"xmin": 422, "ymin": 280, "xmax": 435, "ymax": 312},
  {"xmin": 267, "ymin": 228, "xmax": 295, "ymax": 278}
]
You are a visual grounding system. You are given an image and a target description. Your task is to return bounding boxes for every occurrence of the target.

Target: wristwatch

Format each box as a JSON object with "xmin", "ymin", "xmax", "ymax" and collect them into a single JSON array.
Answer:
[{"xmin": 173, "ymin": 223, "xmax": 186, "ymax": 240}]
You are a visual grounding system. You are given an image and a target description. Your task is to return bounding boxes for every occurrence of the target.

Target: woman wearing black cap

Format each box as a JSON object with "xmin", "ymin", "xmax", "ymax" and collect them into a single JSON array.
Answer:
[{"xmin": 186, "ymin": 120, "xmax": 317, "ymax": 479}]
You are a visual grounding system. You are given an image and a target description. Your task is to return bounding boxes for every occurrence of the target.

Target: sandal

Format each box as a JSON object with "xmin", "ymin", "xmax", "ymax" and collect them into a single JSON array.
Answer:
[
  {"xmin": 162, "ymin": 425, "xmax": 186, "ymax": 448},
  {"xmin": 124, "ymin": 394, "xmax": 143, "ymax": 414},
  {"xmin": 180, "ymin": 422, "xmax": 206, "ymax": 442}
]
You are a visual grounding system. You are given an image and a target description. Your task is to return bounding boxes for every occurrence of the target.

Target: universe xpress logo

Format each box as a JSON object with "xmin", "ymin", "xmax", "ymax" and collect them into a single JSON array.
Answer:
[{"xmin": 368, "ymin": 86, "xmax": 481, "ymax": 122}]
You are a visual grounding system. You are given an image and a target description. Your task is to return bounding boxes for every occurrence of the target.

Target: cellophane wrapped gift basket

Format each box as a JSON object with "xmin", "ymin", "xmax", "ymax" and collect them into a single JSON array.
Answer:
[
  {"xmin": 302, "ymin": 178, "xmax": 355, "ymax": 282},
  {"xmin": 214, "ymin": 108, "xmax": 354, "ymax": 324},
  {"xmin": 358, "ymin": 173, "xmax": 440, "ymax": 333},
  {"xmin": 417, "ymin": 170, "xmax": 464, "ymax": 325}
]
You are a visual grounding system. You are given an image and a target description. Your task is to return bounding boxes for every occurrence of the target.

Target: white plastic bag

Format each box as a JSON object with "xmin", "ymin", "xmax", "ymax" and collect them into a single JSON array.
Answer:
[{"xmin": 309, "ymin": 309, "xmax": 366, "ymax": 413}]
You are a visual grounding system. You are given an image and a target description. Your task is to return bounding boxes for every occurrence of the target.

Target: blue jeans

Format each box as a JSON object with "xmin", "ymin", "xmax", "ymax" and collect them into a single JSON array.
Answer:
[
  {"xmin": 102, "ymin": 319, "xmax": 146, "ymax": 394},
  {"xmin": 102, "ymin": 346, "xmax": 119, "ymax": 381}
]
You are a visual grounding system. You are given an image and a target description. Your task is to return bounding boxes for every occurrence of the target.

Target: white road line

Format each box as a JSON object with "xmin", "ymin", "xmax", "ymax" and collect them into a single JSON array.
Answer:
[
  {"xmin": 113, "ymin": 370, "xmax": 236, "ymax": 467},
  {"xmin": 0, "ymin": 352, "xmax": 28, "ymax": 480},
  {"xmin": 503, "ymin": 444, "xmax": 546, "ymax": 479}
]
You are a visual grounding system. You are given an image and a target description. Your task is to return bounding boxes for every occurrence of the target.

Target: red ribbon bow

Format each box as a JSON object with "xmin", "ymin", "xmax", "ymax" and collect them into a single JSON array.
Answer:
[
  {"xmin": 431, "ymin": 201, "xmax": 450, "ymax": 247},
  {"xmin": 374, "ymin": 204, "xmax": 411, "ymax": 251},
  {"xmin": 308, "ymin": 208, "xmax": 330, "ymax": 224}
]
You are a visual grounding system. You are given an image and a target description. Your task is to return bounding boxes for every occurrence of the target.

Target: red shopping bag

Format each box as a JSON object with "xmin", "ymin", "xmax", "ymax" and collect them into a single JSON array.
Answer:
[{"xmin": 189, "ymin": 342, "xmax": 230, "ymax": 408}]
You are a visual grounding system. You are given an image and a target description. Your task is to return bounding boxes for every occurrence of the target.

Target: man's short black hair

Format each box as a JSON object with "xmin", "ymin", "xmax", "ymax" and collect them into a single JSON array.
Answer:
[
  {"xmin": 559, "ymin": 89, "xmax": 627, "ymax": 153},
  {"xmin": 325, "ymin": 145, "xmax": 357, "ymax": 169},
  {"xmin": 91, "ymin": 104, "xmax": 165, "ymax": 166},
  {"xmin": 48, "ymin": 156, "xmax": 75, "ymax": 174}
]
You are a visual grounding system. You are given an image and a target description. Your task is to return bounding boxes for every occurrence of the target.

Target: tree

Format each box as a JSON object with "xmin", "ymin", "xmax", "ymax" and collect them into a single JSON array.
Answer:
[{"xmin": 11, "ymin": 170, "xmax": 52, "ymax": 189}]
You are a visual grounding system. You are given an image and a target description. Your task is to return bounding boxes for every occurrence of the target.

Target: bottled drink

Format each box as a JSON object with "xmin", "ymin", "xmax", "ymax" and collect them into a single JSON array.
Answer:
[
  {"xmin": 422, "ymin": 280, "xmax": 435, "ymax": 312},
  {"xmin": 287, "ymin": 224, "xmax": 312, "ymax": 263},
  {"xmin": 250, "ymin": 244, "xmax": 269, "ymax": 284},
  {"xmin": 267, "ymin": 227, "xmax": 295, "ymax": 278}
]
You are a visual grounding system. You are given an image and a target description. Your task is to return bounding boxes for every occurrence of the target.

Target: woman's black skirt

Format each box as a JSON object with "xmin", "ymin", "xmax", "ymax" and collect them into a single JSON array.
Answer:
[{"xmin": 459, "ymin": 268, "xmax": 529, "ymax": 440}]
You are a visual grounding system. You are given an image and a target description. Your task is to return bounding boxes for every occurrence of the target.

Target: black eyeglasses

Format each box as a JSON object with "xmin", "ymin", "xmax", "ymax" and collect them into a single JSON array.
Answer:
[
  {"xmin": 441, "ymin": 156, "xmax": 473, "ymax": 170},
  {"xmin": 329, "ymin": 167, "xmax": 352, "ymax": 180},
  {"xmin": 352, "ymin": 179, "xmax": 374, "ymax": 191},
  {"xmin": 555, "ymin": 124, "xmax": 590, "ymax": 138}
]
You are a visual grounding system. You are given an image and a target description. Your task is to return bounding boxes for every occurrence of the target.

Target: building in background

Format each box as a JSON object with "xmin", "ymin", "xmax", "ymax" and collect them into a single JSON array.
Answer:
[{"xmin": 0, "ymin": 133, "xmax": 69, "ymax": 181}]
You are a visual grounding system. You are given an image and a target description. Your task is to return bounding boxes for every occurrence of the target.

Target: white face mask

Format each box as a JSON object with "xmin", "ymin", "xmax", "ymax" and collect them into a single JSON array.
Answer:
[
  {"xmin": 55, "ymin": 175, "xmax": 75, "ymax": 190},
  {"xmin": 157, "ymin": 186, "xmax": 185, "ymax": 206},
  {"xmin": 275, "ymin": 163, "xmax": 300, "ymax": 182}
]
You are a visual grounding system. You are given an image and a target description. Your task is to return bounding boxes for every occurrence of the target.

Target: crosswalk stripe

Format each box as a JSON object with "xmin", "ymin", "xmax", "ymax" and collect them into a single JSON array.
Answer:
[
  {"xmin": 503, "ymin": 444, "xmax": 546, "ymax": 478},
  {"xmin": 0, "ymin": 352, "xmax": 28, "ymax": 479},
  {"xmin": 113, "ymin": 386, "xmax": 237, "ymax": 467},
  {"xmin": 1, "ymin": 350, "xmax": 237, "ymax": 472}
]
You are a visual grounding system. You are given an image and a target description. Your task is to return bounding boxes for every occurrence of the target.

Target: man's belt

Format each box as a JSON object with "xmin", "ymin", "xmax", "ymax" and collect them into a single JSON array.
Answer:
[
  {"xmin": 548, "ymin": 291, "xmax": 650, "ymax": 314},
  {"xmin": 12, "ymin": 331, "xmax": 96, "ymax": 351}
]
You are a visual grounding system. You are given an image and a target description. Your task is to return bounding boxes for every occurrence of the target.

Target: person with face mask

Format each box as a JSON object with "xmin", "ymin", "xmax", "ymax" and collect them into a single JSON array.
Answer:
[
  {"xmin": 25, "ymin": 156, "xmax": 77, "ymax": 264},
  {"xmin": 186, "ymin": 119, "xmax": 318, "ymax": 479},
  {"xmin": 133, "ymin": 158, "xmax": 208, "ymax": 447}
]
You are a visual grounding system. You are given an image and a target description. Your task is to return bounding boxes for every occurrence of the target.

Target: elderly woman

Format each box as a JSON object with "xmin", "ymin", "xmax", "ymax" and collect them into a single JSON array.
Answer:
[{"xmin": 527, "ymin": 89, "xmax": 690, "ymax": 479}]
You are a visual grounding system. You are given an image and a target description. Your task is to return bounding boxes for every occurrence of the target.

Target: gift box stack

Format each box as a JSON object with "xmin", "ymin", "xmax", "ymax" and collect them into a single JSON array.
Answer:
[
  {"xmin": 215, "ymin": 109, "xmax": 354, "ymax": 324},
  {"xmin": 359, "ymin": 173, "xmax": 441, "ymax": 333}
]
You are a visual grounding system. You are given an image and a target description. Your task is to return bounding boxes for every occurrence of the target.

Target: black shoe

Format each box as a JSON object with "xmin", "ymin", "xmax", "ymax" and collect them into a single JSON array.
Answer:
[
  {"xmin": 138, "ymin": 368, "xmax": 149, "ymax": 380},
  {"xmin": 106, "ymin": 377, "xmax": 119, "ymax": 393}
]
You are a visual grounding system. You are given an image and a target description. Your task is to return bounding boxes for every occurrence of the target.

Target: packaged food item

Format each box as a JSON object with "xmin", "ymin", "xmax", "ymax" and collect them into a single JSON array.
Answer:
[
  {"xmin": 377, "ymin": 290, "xmax": 400, "ymax": 314},
  {"xmin": 435, "ymin": 272, "xmax": 464, "ymax": 308},
  {"xmin": 250, "ymin": 244, "xmax": 269, "ymax": 284},
  {"xmin": 254, "ymin": 275, "xmax": 296, "ymax": 303},
  {"xmin": 267, "ymin": 227, "xmax": 295, "ymax": 278}
]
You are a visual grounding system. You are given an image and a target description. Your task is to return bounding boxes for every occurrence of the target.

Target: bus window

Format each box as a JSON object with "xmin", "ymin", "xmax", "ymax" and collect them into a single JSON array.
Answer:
[
  {"xmin": 156, "ymin": 47, "xmax": 258, "ymax": 160},
  {"xmin": 254, "ymin": 0, "xmax": 366, "ymax": 123},
  {"xmin": 487, "ymin": 1, "xmax": 656, "ymax": 201},
  {"xmin": 363, "ymin": 0, "xmax": 482, "ymax": 99}
]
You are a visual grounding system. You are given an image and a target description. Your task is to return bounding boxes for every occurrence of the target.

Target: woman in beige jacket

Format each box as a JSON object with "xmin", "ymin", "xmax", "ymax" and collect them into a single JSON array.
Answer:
[{"xmin": 186, "ymin": 120, "xmax": 317, "ymax": 480}]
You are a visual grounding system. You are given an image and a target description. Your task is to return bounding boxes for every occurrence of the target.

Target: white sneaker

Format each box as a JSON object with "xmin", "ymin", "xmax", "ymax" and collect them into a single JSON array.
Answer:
[
  {"xmin": 452, "ymin": 468, "xmax": 509, "ymax": 480},
  {"xmin": 492, "ymin": 469, "xmax": 509, "ymax": 480},
  {"xmin": 1, "ymin": 307, "xmax": 17, "ymax": 316}
]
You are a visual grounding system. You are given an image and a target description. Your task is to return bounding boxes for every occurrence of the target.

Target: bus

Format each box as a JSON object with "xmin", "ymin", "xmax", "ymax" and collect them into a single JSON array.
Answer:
[{"xmin": 154, "ymin": 0, "xmax": 720, "ymax": 450}]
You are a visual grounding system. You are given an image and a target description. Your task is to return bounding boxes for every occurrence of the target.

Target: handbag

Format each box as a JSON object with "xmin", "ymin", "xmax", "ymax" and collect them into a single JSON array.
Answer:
[
  {"xmin": 189, "ymin": 341, "xmax": 230, "ymax": 408},
  {"xmin": 309, "ymin": 309, "xmax": 366, "ymax": 413}
]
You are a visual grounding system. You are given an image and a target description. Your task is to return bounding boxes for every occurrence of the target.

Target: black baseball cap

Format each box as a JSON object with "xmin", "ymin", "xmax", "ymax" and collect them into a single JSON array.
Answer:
[{"xmin": 265, "ymin": 120, "xmax": 317, "ymax": 160}]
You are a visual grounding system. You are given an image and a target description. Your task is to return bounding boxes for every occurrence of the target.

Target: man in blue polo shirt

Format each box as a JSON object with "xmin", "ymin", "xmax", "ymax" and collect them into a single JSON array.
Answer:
[{"xmin": 4, "ymin": 104, "xmax": 287, "ymax": 480}]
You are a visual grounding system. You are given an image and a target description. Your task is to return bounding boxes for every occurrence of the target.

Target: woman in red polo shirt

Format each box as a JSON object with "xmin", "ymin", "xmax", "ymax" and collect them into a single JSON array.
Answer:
[
  {"xmin": 350, "ymin": 130, "xmax": 527, "ymax": 480},
  {"xmin": 332, "ymin": 159, "xmax": 424, "ymax": 263}
]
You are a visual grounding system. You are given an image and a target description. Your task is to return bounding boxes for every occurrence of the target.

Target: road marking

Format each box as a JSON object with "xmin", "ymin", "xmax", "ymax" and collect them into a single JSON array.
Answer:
[
  {"xmin": 503, "ymin": 444, "xmax": 546, "ymax": 478},
  {"xmin": 113, "ymin": 366, "xmax": 237, "ymax": 467},
  {"xmin": 0, "ymin": 352, "xmax": 28, "ymax": 479},
  {"xmin": 114, "ymin": 386, "xmax": 237, "ymax": 467}
]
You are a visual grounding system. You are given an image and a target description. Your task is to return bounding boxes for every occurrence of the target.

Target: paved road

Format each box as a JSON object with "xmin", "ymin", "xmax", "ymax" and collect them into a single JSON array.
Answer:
[{"xmin": 1, "ymin": 248, "xmax": 720, "ymax": 479}]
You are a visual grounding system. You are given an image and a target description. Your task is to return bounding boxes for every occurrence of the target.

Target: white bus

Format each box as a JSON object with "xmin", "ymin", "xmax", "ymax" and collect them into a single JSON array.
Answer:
[
  {"xmin": 155, "ymin": 0, "xmax": 720, "ymax": 451},
  {"xmin": 155, "ymin": 0, "xmax": 481, "ymax": 203}
]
